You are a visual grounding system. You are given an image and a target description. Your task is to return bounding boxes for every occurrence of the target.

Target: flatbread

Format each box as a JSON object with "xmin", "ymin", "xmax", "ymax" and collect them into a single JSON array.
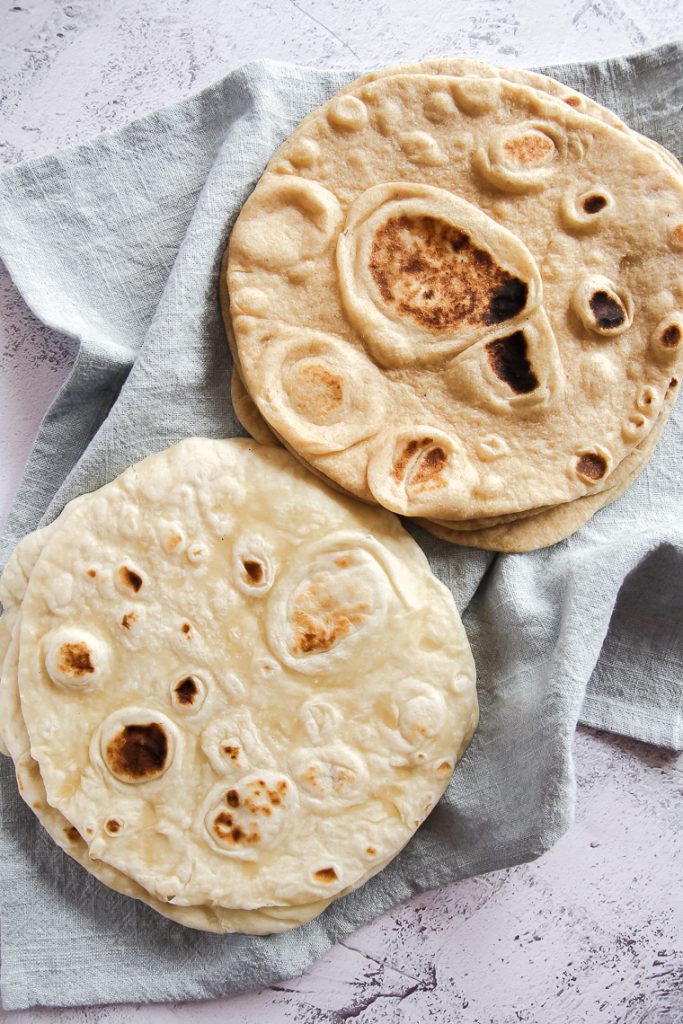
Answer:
[
  {"xmin": 0, "ymin": 522, "xmax": 342, "ymax": 933},
  {"xmin": 227, "ymin": 72, "xmax": 683, "ymax": 526},
  {"xmin": 15, "ymin": 438, "xmax": 477, "ymax": 914}
]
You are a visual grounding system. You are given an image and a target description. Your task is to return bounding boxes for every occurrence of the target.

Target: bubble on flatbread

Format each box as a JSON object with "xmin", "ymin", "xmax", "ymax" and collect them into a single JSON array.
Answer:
[
  {"xmin": 449, "ymin": 77, "xmax": 500, "ymax": 116},
  {"xmin": 299, "ymin": 700, "xmax": 341, "ymax": 745},
  {"xmin": 230, "ymin": 176, "xmax": 343, "ymax": 268},
  {"xmin": 171, "ymin": 673, "xmax": 207, "ymax": 713},
  {"xmin": 203, "ymin": 772, "xmax": 296, "ymax": 858},
  {"xmin": 475, "ymin": 434, "xmax": 510, "ymax": 461},
  {"xmin": 232, "ymin": 532, "xmax": 275, "ymax": 597},
  {"xmin": 474, "ymin": 122, "xmax": 557, "ymax": 193},
  {"xmin": 423, "ymin": 90, "xmax": 456, "ymax": 123},
  {"xmin": 621, "ymin": 413, "xmax": 648, "ymax": 442},
  {"xmin": 116, "ymin": 563, "xmax": 145, "ymax": 595},
  {"xmin": 650, "ymin": 313, "xmax": 682, "ymax": 362},
  {"xmin": 288, "ymin": 138, "xmax": 320, "ymax": 169},
  {"xmin": 267, "ymin": 542, "xmax": 391, "ymax": 673},
  {"xmin": 230, "ymin": 287, "xmax": 270, "ymax": 317},
  {"xmin": 44, "ymin": 627, "xmax": 108, "ymax": 690},
  {"xmin": 104, "ymin": 816, "xmax": 125, "ymax": 836},
  {"xmin": 291, "ymin": 744, "xmax": 368, "ymax": 807},
  {"xmin": 247, "ymin": 321, "xmax": 386, "ymax": 455},
  {"xmin": 574, "ymin": 448, "xmax": 611, "ymax": 484},
  {"xmin": 367, "ymin": 426, "xmax": 478, "ymax": 515},
  {"xmin": 398, "ymin": 689, "xmax": 446, "ymax": 746},
  {"xmin": 158, "ymin": 521, "xmax": 186, "ymax": 555},
  {"xmin": 571, "ymin": 275, "xmax": 634, "ymax": 336},
  {"xmin": 561, "ymin": 187, "xmax": 613, "ymax": 233},
  {"xmin": 327, "ymin": 95, "xmax": 368, "ymax": 132},
  {"xmin": 97, "ymin": 708, "xmax": 177, "ymax": 785},
  {"xmin": 398, "ymin": 131, "xmax": 447, "ymax": 166}
]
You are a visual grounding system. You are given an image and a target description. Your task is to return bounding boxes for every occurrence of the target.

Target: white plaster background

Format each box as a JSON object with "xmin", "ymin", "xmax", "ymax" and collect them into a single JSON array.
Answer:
[{"xmin": 0, "ymin": 1, "xmax": 682, "ymax": 1020}]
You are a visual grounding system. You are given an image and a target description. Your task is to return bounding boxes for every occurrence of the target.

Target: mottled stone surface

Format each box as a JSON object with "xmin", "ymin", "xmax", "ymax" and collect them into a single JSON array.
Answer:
[{"xmin": 1, "ymin": 1, "xmax": 681, "ymax": 1021}]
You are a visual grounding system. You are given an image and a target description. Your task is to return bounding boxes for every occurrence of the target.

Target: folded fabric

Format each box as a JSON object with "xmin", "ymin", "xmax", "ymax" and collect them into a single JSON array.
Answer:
[{"xmin": 0, "ymin": 44, "xmax": 681, "ymax": 1010}]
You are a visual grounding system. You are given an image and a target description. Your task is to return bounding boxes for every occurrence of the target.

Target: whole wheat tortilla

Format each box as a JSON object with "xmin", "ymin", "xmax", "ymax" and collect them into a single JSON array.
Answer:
[
  {"xmin": 15, "ymin": 438, "xmax": 477, "ymax": 915},
  {"xmin": 227, "ymin": 72, "xmax": 683, "ymax": 526}
]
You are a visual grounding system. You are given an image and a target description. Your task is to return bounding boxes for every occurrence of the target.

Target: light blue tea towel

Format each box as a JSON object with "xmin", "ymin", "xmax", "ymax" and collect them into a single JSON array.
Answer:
[{"xmin": 0, "ymin": 43, "xmax": 681, "ymax": 1010}]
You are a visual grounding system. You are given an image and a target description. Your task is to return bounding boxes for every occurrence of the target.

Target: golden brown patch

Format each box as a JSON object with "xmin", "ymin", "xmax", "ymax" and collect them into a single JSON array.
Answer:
[
  {"xmin": 57, "ymin": 642, "xmax": 95, "ymax": 678},
  {"xmin": 105, "ymin": 818, "xmax": 121, "ymax": 834},
  {"xmin": 221, "ymin": 743, "xmax": 240, "ymax": 761},
  {"xmin": 392, "ymin": 438, "xmax": 426, "ymax": 483},
  {"xmin": 174, "ymin": 676, "xmax": 198, "ymax": 705},
  {"xmin": 119, "ymin": 566, "xmax": 143, "ymax": 592},
  {"xmin": 486, "ymin": 331, "xmax": 539, "ymax": 394},
  {"xmin": 167, "ymin": 532, "xmax": 182, "ymax": 552},
  {"xmin": 65, "ymin": 825, "xmax": 81, "ymax": 843},
  {"xmin": 242, "ymin": 559, "xmax": 264, "ymax": 584},
  {"xmin": 106, "ymin": 723, "xmax": 168, "ymax": 780},
  {"xmin": 366, "ymin": 846, "xmax": 377, "ymax": 856},
  {"xmin": 410, "ymin": 446, "xmax": 448, "ymax": 490},
  {"xmin": 503, "ymin": 132, "xmax": 554, "ymax": 166},
  {"xmin": 314, "ymin": 867, "xmax": 339, "ymax": 883},
  {"xmin": 662, "ymin": 325, "xmax": 681, "ymax": 348},
  {"xmin": 582, "ymin": 194, "xmax": 607, "ymax": 215},
  {"xmin": 121, "ymin": 612, "xmax": 137, "ymax": 630},
  {"xmin": 436, "ymin": 760, "xmax": 453, "ymax": 776},
  {"xmin": 577, "ymin": 453, "xmax": 608, "ymax": 481},
  {"xmin": 369, "ymin": 215, "xmax": 527, "ymax": 333},
  {"xmin": 295, "ymin": 364, "xmax": 343, "ymax": 416},
  {"xmin": 589, "ymin": 291, "xmax": 625, "ymax": 330},
  {"xmin": 334, "ymin": 555, "xmax": 352, "ymax": 569},
  {"xmin": 669, "ymin": 378, "xmax": 679, "ymax": 390},
  {"xmin": 564, "ymin": 95, "xmax": 582, "ymax": 108},
  {"xmin": 87, "ymin": 569, "xmax": 97, "ymax": 579},
  {"xmin": 226, "ymin": 789, "xmax": 240, "ymax": 807},
  {"xmin": 672, "ymin": 223, "xmax": 683, "ymax": 246},
  {"xmin": 292, "ymin": 592, "xmax": 370, "ymax": 655},
  {"xmin": 181, "ymin": 622, "xmax": 192, "ymax": 636}
]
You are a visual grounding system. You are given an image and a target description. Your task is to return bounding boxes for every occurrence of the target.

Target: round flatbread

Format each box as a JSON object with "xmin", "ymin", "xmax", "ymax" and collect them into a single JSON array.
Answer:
[
  {"xmin": 15, "ymin": 438, "xmax": 477, "ymax": 914},
  {"xmin": 227, "ymin": 72, "xmax": 683, "ymax": 526}
]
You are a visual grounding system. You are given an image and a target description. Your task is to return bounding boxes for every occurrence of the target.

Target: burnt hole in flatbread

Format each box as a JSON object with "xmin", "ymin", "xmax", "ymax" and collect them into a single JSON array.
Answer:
[
  {"xmin": 485, "ymin": 332, "xmax": 539, "ymax": 393},
  {"xmin": 582, "ymin": 194, "xmax": 607, "ymax": 214},
  {"xmin": 576, "ymin": 453, "xmax": 608, "ymax": 481},
  {"xmin": 119, "ymin": 566, "xmax": 143, "ymax": 592},
  {"xmin": 669, "ymin": 377, "xmax": 679, "ymax": 390},
  {"xmin": 181, "ymin": 622, "xmax": 192, "ymax": 636},
  {"xmin": 226, "ymin": 789, "xmax": 240, "ymax": 807},
  {"xmin": 589, "ymin": 291, "xmax": 625, "ymax": 330},
  {"xmin": 314, "ymin": 867, "xmax": 338, "ymax": 883},
  {"xmin": 662, "ymin": 325, "xmax": 681, "ymax": 348},
  {"xmin": 174, "ymin": 676, "xmax": 198, "ymax": 705},
  {"xmin": 369, "ymin": 214, "xmax": 527, "ymax": 332},
  {"xmin": 242, "ymin": 559, "xmax": 264, "ymax": 584},
  {"xmin": 106, "ymin": 723, "xmax": 168, "ymax": 780},
  {"xmin": 58, "ymin": 642, "xmax": 95, "ymax": 678}
]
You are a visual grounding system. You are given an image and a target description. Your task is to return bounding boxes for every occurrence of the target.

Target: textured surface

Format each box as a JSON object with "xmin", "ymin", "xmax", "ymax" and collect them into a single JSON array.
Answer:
[{"xmin": 1, "ymin": 0, "xmax": 682, "ymax": 1020}]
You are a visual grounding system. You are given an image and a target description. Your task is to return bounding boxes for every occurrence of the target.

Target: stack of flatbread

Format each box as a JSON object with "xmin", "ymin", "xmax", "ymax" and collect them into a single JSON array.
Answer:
[
  {"xmin": 223, "ymin": 58, "xmax": 683, "ymax": 552},
  {"xmin": 0, "ymin": 438, "xmax": 477, "ymax": 932}
]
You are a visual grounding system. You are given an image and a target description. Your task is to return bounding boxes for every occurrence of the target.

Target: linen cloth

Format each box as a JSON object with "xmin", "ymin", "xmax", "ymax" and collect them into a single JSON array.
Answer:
[{"xmin": 0, "ymin": 43, "xmax": 681, "ymax": 1010}]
